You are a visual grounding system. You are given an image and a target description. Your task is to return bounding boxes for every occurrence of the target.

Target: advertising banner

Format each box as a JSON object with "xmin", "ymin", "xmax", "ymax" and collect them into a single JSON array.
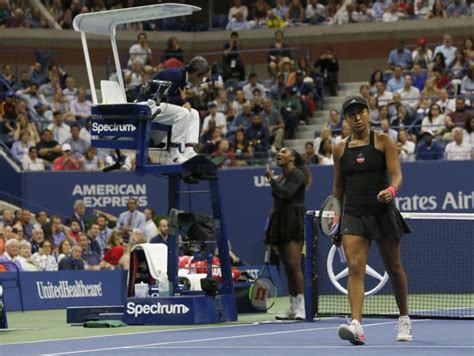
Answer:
[{"xmin": 1, "ymin": 270, "xmax": 127, "ymax": 311}]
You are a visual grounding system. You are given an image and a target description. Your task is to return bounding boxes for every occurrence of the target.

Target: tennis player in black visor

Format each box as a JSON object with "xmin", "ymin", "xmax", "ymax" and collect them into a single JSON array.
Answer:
[{"xmin": 333, "ymin": 96, "xmax": 412, "ymax": 345}]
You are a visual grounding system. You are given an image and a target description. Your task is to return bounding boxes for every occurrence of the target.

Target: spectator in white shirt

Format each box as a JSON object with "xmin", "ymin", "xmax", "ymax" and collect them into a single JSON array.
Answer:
[
  {"xmin": 421, "ymin": 103, "xmax": 447, "ymax": 138},
  {"xmin": 397, "ymin": 75, "xmax": 420, "ymax": 112},
  {"xmin": 17, "ymin": 240, "xmax": 39, "ymax": 271},
  {"xmin": 48, "ymin": 111, "xmax": 71, "ymax": 144},
  {"xmin": 434, "ymin": 34, "xmax": 457, "ymax": 67},
  {"xmin": 70, "ymin": 88, "xmax": 92, "ymax": 120},
  {"xmin": 396, "ymin": 129, "xmax": 416, "ymax": 162},
  {"xmin": 202, "ymin": 102, "xmax": 227, "ymax": 136},
  {"xmin": 243, "ymin": 73, "xmax": 267, "ymax": 101},
  {"xmin": 435, "ymin": 88, "xmax": 456, "ymax": 114},
  {"xmin": 22, "ymin": 146, "xmax": 46, "ymax": 171},
  {"xmin": 127, "ymin": 32, "xmax": 152, "ymax": 67},
  {"xmin": 412, "ymin": 37, "xmax": 433, "ymax": 69},
  {"xmin": 124, "ymin": 59, "xmax": 144, "ymax": 91},
  {"xmin": 445, "ymin": 127, "xmax": 472, "ymax": 160},
  {"xmin": 352, "ymin": 3, "xmax": 374, "ymax": 23},
  {"xmin": 31, "ymin": 240, "xmax": 58, "ymax": 271},
  {"xmin": 383, "ymin": 3, "xmax": 405, "ymax": 22},
  {"xmin": 62, "ymin": 77, "xmax": 78, "ymax": 104},
  {"xmin": 375, "ymin": 81, "xmax": 393, "ymax": 107},
  {"xmin": 306, "ymin": 0, "xmax": 327, "ymax": 23},
  {"xmin": 228, "ymin": 0, "xmax": 249, "ymax": 22},
  {"xmin": 143, "ymin": 208, "xmax": 158, "ymax": 242}
]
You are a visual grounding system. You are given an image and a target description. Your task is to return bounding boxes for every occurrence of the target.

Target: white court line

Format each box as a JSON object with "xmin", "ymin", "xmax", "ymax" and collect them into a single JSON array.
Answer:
[
  {"xmin": 138, "ymin": 345, "xmax": 473, "ymax": 349},
  {"xmin": 2, "ymin": 316, "xmax": 339, "ymax": 346},
  {"xmin": 1, "ymin": 322, "xmax": 258, "ymax": 346},
  {"xmin": 40, "ymin": 320, "xmax": 431, "ymax": 355}
]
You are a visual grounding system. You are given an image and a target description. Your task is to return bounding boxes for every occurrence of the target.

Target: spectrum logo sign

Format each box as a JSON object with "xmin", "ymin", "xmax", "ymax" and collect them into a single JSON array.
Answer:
[
  {"xmin": 91, "ymin": 121, "xmax": 137, "ymax": 135},
  {"xmin": 127, "ymin": 302, "xmax": 190, "ymax": 317}
]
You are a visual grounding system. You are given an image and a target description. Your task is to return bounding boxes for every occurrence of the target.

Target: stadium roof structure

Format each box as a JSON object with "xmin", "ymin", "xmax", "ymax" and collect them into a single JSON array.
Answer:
[{"xmin": 73, "ymin": 3, "xmax": 201, "ymax": 103}]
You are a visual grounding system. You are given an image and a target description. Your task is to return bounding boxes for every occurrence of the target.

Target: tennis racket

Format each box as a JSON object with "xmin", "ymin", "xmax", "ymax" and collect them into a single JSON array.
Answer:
[
  {"xmin": 248, "ymin": 246, "xmax": 277, "ymax": 311},
  {"xmin": 318, "ymin": 195, "xmax": 346, "ymax": 263}
]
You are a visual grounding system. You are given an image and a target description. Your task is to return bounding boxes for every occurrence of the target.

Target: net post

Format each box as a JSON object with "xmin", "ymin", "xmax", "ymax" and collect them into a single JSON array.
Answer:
[{"xmin": 304, "ymin": 210, "xmax": 316, "ymax": 322}]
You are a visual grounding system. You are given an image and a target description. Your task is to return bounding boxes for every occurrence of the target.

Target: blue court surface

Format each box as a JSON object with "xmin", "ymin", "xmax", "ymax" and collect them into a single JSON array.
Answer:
[{"xmin": 2, "ymin": 318, "xmax": 473, "ymax": 356}]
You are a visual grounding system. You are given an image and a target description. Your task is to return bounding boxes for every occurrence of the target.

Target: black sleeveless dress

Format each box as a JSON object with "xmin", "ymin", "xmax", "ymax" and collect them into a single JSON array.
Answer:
[
  {"xmin": 265, "ymin": 168, "xmax": 306, "ymax": 245},
  {"xmin": 340, "ymin": 130, "xmax": 411, "ymax": 240}
]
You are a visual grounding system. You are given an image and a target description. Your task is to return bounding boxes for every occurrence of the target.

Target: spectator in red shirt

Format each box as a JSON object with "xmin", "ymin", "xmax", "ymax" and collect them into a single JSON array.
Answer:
[
  {"xmin": 432, "ymin": 66, "xmax": 450, "ymax": 90},
  {"xmin": 53, "ymin": 143, "xmax": 82, "ymax": 171},
  {"xmin": 102, "ymin": 230, "xmax": 125, "ymax": 269},
  {"xmin": 212, "ymin": 139, "xmax": 237, "ymax": 167}
]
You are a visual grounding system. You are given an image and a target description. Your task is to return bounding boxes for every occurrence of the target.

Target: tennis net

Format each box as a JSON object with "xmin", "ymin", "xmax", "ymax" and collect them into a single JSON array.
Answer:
[{"xmin": 304, "ymin": 212, "xmax": 474, "ymax": 319}]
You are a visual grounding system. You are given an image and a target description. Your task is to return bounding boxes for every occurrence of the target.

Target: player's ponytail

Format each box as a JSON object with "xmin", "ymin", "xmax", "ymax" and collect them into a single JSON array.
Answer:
[{"xmin": 290, "ymin": 149, "xmax": 312, "ymax": 189}]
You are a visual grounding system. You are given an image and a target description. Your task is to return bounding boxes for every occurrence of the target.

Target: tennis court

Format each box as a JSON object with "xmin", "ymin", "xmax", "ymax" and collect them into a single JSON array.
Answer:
[{"xmin": 1, "ymin": 299, "xmax": 473, "ymax": 356}]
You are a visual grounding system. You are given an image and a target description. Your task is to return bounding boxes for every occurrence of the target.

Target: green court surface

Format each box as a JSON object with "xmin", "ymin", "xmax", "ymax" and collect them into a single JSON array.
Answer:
[{"xmin": 1, "ymin": 297, "xmax": 292, "ymax": 344}]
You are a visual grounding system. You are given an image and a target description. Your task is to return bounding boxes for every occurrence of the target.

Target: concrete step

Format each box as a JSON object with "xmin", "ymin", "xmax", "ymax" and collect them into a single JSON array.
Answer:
[
  {"xmin": 295, "ymin": 130, "xmax": 317, "ymax": 140},
  {"xmin": 338, "ymin": 81, "xmax": 367, "ymax": 91},
  {"xmin": 285, "ymin": 139, "xmax": 312, "ymax": 151}
]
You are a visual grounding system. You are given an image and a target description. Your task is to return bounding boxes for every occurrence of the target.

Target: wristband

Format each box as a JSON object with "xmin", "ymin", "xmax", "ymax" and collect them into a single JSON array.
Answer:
[{"xmin": 387, "ymin": 185, "xmax": 397, "ymax": 198}]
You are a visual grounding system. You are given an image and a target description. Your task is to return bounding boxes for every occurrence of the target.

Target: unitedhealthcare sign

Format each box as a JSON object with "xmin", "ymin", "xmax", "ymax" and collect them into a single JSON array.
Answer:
[{"xmin": 1, "ymin": 271, "xmax": 126, "ymax": 311}]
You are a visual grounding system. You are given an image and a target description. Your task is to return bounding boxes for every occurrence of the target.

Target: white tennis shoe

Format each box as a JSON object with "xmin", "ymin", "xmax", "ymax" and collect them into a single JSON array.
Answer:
[
  {"xmin": 338, "ymin": 319, "xmax": 366, "ymax": 345},
  {"xmin": 183, "ymin": 147, "xmax": 197, "ymax": 159},
  {"xmin": 275, "ymin": 296, "xmax": 296, "ymax": 320},
  {"xmin": 396, "ymin": 316, "xmax": 413, "ymax": 341}
]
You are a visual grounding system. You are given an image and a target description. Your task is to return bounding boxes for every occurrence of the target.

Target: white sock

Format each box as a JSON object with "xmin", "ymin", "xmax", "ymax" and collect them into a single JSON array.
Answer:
[
  {"xmin": 295, "ymin": 294, "xmax": 305, "ymax": 310},
  {"xmin": 399, "ymin": 315, "xmax": 410, "ymax": 321}
]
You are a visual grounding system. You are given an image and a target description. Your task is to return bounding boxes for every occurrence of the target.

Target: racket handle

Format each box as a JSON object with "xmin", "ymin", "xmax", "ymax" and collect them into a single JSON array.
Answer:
[
  {"xmin": 264, "ymin": 247, "xmax": 271, "ymax": 264},
  {"xmin": 337, "ymin": 247, "xmax": 347, "ymax": 263}
]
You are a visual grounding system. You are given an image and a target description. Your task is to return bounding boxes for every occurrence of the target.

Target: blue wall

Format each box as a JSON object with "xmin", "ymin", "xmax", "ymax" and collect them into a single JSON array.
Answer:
[{"xmin": 0, "ymin": 157, "xmax": 473, "ymax": 265}]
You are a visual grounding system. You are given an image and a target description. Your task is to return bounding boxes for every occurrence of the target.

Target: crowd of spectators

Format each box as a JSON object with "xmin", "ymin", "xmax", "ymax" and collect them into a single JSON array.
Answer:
[
  {"xmin": 0, "ymin": 26, "xmax": 340, "ymax": 167},
  {"xmin": 0, "ymin": 198, "xmax": 171, "ymax": 272},
  {"xmin": 304, "ymin": 33, "xmax": 474, "ymax": 165},
  {"xmin": 1, "ymin": 1, "xmax": 472, "ymax": 31}
]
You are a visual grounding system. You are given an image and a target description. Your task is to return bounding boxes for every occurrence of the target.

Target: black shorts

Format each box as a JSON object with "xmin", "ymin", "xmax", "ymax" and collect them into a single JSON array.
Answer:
[{"xmin": 340, "ymin": 207, "xmax": 412, "ymax": 241}]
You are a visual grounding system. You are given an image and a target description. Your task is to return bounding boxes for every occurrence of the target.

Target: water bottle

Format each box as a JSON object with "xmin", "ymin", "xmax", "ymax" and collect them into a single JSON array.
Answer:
[{"xmin": 158, "ymin": 273, "xmax": 170, "ymax": 297}]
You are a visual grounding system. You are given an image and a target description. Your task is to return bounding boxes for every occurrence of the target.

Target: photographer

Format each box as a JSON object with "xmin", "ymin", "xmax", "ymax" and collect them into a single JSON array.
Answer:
[
  {"xmin": 222, "ymin": 31, "xmax": 246, "ymax": 81},
  {"xmin": 314, "ymin": 48, "xmax": 339, "ymax": 96},
  {"xmin": 275, "ymin": 86, "xmax": 303, "ymax": 140}
]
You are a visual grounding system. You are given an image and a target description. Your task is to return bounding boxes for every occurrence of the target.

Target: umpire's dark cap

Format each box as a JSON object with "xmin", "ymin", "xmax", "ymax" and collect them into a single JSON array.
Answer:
[{"xmin": 342, "ymin": 95, "xmax": 369, "ymax": 116}]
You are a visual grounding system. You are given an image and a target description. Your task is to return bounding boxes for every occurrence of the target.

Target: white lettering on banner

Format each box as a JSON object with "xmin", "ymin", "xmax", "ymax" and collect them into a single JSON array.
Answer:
[
  {"xmin": 442, "ymin": 191, "xmax": 474, "ymax": 210},
  {"xmin": 36, "ymin": 280, "xmax": 103, "ymax": 299},
  {"xmin": 72, "ymin": 184, "xmax": 147, "ymax": 208},
  {"xmin": 91, "ymin": 122, "xmax": 137, "ymax": 134},
  {"xmin": 253, "ymin": 176, "xmax": 270, "ymax": 188},
  {"xmin": 127, "ymin": 302, "xmax": 190, "ymax": 317},
  {"xmin": 395, "ymin": 191, "xmax": 474, "ymax": 212}
]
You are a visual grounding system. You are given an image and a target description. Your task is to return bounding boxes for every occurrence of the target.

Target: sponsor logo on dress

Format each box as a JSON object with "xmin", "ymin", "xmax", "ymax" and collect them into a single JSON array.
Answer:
[{"xmin": 356, "ymin": 153, "xmax": 365, "ymax": 164}]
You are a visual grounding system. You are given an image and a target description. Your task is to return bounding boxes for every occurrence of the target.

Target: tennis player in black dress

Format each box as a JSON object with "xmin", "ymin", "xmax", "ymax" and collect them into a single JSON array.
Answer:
[
  {"xmin": 265, "ymin": 148, "xmax": 311, "ymax": 320},
  {"xmin": 333, "ymin": 96, "xmax": 412, "ymax": 345}
]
